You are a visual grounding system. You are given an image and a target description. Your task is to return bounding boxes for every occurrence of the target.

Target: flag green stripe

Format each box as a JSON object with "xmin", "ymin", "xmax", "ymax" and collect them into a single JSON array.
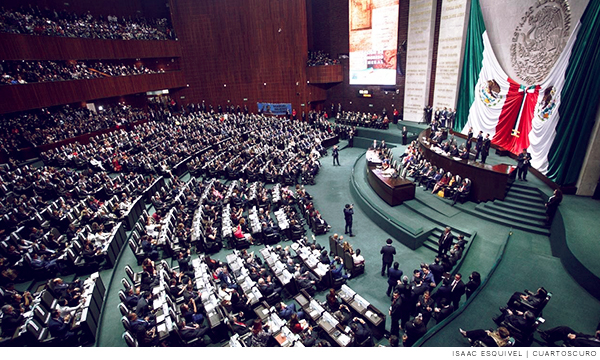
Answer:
[
  {"xmin": 547, "ymin": 0, "xmax": 600, "ymax": 185},
  {"xmin": 454, "ymin": 0, "xmax": 486, "ymax": 131}
]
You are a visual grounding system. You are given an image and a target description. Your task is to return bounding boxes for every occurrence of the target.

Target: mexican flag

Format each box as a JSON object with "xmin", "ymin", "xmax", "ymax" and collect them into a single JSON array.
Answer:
[{"xmin": 455, "ymin": 0, "xmax": 599, "ymax": 181}]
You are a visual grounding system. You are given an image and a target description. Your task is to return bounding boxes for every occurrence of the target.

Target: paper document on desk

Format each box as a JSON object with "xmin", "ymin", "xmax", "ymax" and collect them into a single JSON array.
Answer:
[{"xmin": 338, "ymin": 333, "xmax": 351, "ymax": 346}]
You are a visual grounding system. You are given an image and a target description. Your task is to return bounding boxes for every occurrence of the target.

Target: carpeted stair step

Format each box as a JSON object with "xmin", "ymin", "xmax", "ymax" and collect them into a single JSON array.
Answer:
[
  {"xmin": 505, "ymin": 191, "xmax": 544, "ymax": 203},
  {"xmin": 423, "ymin": 236, "xmax": 439, "ymax": 252},
  {"xmin": 460, "ymin": 206, "xmax": 550, "ymax": 236},
  {"xmin": 508, "ymin": 185, "xmax": 544, "ymax": 198},
  {"xmin": 423, "ymin": 227, "xmax": 473, "ymax": 253},
  {"xmin": 484, "ymin": 202, "xmax": 547, "ymax": 222},
  {"xmin": 504, "ymin": 194, "xmax": 546, "ymax": 210},
  {"xmin": 477, "ymin": 203, "xmax": 546, "ymax": 226},
  {"xmin": 493, "ymin": 200, "xmax": 547, "ymax": 216}
]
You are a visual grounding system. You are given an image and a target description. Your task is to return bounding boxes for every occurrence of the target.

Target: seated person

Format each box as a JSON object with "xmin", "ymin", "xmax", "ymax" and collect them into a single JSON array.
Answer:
[
  {"xmin": 330, "ymin": 257, "xmax": 350, "ymax": 280},
  {"xmin": 277, "ymin": 301, "xmax": 304, "ymax": 321},
  {"xmin": 180, "ymin": 303, "xmax": 204, "ymax": 325},
  {"xmin": 257, "ymin": 277, "xmax": 282, "ymax": 296},
  {"xmin": 1, "ymin": 305, "xmax": 24, "ymax": 338},
  {"xmin": 319, "ymin": 250, "xmax": 331, "ymax": 265},
  {"xmin": 178, "ymin": 319, "xmax": 209, "ymax": 343},
  {"xmin": 431, "ymin": 172, "xmax": 451, "ymax": 194},
  {"xmin": 288, "ymin": 313, "xmax": 307, "ymax": 334},
  {"xmin": 538, "ymin": 327, "xmax": 600, "ymax": 347},
  {"xmin": 403, "ymin": 314, "xmax": 427, "ymax": 347},
  {"xmin": 459, "ymin": 326, "xmax": 512, "ymax": 347},
  {"xmin": 230, "ymin": 314, "xmax": 251, "ymax": 335},
  {"xmin": 425, "ymin": 169, "xmax": 444, "ymax": 191},
  {"xmin": 250, "ymin": 318, "xmax": 272, "ymax": 347},
  {"xmin": 333, "ymin": 304, "xmax": 352, "ymax": 326},
  {"xmin": 350, "ymin": 317, "xmax": 373, "ymax": 346},
  {"xmin": 494, "ymin": 309, "xmax": 536, "ymax": 333},
  {"xmin": 352, "ymin": 248, "xmax": 365, "ymax": 266},
  {"xmin": 451, "ymin": 179, "xmax": 471, "ymax": 205},
  {"xmin": 128, "ymin": 313, "xmax": 159, "ymax": 347},
  {"xmin": 48, "ymin": 309, "xmax": 76, "ymax": 344},
  {"xmin": 506, "ymin": 287, "xmax": 548, "ymax": 313},
  {"xmin": 326, "ymin": 288, "xmax": 341, "ymax": 312}
]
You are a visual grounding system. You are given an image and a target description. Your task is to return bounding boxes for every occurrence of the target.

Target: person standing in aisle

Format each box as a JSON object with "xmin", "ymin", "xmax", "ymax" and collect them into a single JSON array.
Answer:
[
  {"xmin": 344, "ymin": 204, "xmax": 354, "ymax": 237},
  {"xmin": 380, "ymin": 238, "xmax": 396, "ymax": 276},
  {"xmin": 332, "ymin": 145, "xmax": 340, "ymax": 166}
]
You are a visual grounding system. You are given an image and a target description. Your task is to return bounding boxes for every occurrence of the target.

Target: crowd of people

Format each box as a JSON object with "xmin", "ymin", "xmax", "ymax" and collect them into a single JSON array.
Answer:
[
  {"xmin": 377, "ymin": 225, "xmax": 477, "ymax": 347},
  {"xmin": 0, "ymin": 104, "xmax": 157, "ymax": 152},
  {"xmin": 423, "ymin": 106, "xmax": 457, "ymax": 128},
  {"xmin": 0, "ymin": 60, "xmax": 159, "ymax": 85},
  {"xmin": 307, "ymin": 51, "xmax": 339, "ymax": 66},
  {"xmin": 0, "ymin": 5, "xmax": 175, "ymax": 40},
  {"xmin": 335, "ymin": 110, "xmax": 391, "ymax": 129}
]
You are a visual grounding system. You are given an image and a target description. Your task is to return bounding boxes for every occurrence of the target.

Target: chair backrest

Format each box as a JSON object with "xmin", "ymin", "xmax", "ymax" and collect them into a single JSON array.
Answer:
[
  {"xmin": 160, "ymin": 260, "xmax": 171, "ymax": 273},
  {"xmin": 26, "ymin": 318, "xmax": 44, "ymax": 340},
  {"xmin": 33, "ymin": 305, "xmax": 50, "ymax": 325},
  {"xmin": 128, "ymin": 239, "xmax": 138, "ymax": 254},
  {"xmin": 121, "ymin": 278, "xmax": 132, "ymax": 292},
  {"xmin": 119, "ymin": 302, "xmax": 129, "ymax": 316},
  {"xmin": 122, "ymin": 330, "xmax": 137, "ymax": 347},
  {"xmin": 125, "ymin": 265, "xmax": 135, "ymax": 282},
  {"xmin": 118, "ymin": 290, "xmax": 127, "ymax": 304}
]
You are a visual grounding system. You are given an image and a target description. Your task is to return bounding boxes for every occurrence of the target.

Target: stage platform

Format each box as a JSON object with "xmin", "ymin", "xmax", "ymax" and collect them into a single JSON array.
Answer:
[{"xmin": 349, "ymin": 129, "xmax": 600, "ymax": 302}]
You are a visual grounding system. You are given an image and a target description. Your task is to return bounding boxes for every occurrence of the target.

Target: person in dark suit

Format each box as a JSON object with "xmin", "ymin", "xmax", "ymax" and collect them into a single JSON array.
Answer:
[
  {"xmin": 1, "ymin": 305, "xmax": 24, "ymax": 337},
  {"xmin": 481, "ymin": 134, "xmax": 491, "ymax": 164},
  {"xmin": 230, "ymin": 314, "xmax": 250, "ymax": 335},
  {"xmin": 402, "ymin": 126, "xmax": 408, "ymax": 145},
  {"xmin": 429, "ymin": 258, "xmax": 444, "ymax": 285},
  {"xmin": 545, "ymin": 189, "xmax": 563, "ymax": 225},
  {"xmin": 350, "ymin": 317, "xmax": 373, "ymax": 346},
  {"xmin": 344, "ymin": 204, "xmax": 354, "ymax": 237},
  {"xmin": 125, "ymin": 287, "xmax": 140, "ymax": 309},
  {"xmin": 380, "ymin": 238, "xmax": 396, "ymax": 277},
  {"xmin": 517, "ymin": 148, "xmax": 532, "ymax": 181},
  {"xmin": 449, "ymin": 273, "xmax": 465, "ymax": 309},
  {"xmin": 389, "ymin": 290, "xmax": 403, "ymax": 337},
  {"xmin": 48, "ymin": 309, "xmax": 76, "ymax": 344},
  {"xmin": 332, "ymin": 145, "xmax": 340, "ymax": 166},
  {"xmin": 403, "ymin": 315, "xmax": 427, "ymax": 347},
  {"xmin": 178, "ymin": 319, "xmax": 209, "ymax": 343},
  {"xmin": 465, "ymin": 271, "xmax": 481, "ymax": 300},
  {"xmin": 451, "ymin": 179, "xmax": 471, "ymax": 206},
  {"xmin": 438, "ymin": 227, "xmax": 454, "ymax": 257},
  {"xmin": 129, "ymin": 313, "xmax": 159, "ymax": 347},
  {"xmin": 433, "ymin": 298, "xmax": 454, "ymax": 323},
  {"xmin": 135, "ymin": 291, "xmax": 155, "ymax": 319},
  {"xmin": 387, "ymin": 262, "xmax": 403, "ymax": 297},
  {"xmin": 538, "ymin": 326, "xmax": 600, "ymax": 346},
  {"xmin": 474, "ymin": 131, "xmax": 484, "ymax": 160}
]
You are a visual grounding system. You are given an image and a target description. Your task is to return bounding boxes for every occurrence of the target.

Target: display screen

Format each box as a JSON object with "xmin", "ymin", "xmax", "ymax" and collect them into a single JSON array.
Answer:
[{"xmin": 349, "ymin": 0, "xmax": 399, "ymax": 85}]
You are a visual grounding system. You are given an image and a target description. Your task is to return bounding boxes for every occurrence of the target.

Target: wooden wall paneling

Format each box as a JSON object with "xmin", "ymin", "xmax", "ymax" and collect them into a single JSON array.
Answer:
[
  {"xmin": 0, "ymin": 72, "xmax": 186, "ymax": 114},
  {"xmin": 0, "ymin": 34, "xmax": 181, "ymax": 61},
  {"xmin": 170, "ymin": 0, "xmax": 310, "ymax": 113},
  {"xmin": 306, "ymin": 65, "xmax": 343, "ymax": 84}
]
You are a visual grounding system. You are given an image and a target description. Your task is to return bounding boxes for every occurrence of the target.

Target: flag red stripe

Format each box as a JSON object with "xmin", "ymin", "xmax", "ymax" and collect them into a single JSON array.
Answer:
[{"xmin": 492, "ymin": 79, "xmax": 523, "ymax": 150}]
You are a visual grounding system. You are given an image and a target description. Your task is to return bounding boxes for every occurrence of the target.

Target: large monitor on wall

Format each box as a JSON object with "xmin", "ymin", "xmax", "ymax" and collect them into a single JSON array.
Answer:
[{"xmin": 349, "ymin": 0, "xmax": 399, "ymax": 85}]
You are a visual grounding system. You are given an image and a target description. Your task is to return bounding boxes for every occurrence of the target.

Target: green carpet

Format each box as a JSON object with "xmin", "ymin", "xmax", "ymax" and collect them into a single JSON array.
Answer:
[{"xmin": 92, "ymin": 131, "xmax": 600, "ymax": 347}]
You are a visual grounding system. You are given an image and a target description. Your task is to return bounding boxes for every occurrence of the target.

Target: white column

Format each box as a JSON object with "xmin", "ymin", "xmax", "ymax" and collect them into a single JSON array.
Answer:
[
  {"xmin": 432, "ymin": 0, "xmax": 469, "ymax": 111},
  {"xmin": 403, "ymin": 0, "xmax": 437, "ymax": 122}
]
